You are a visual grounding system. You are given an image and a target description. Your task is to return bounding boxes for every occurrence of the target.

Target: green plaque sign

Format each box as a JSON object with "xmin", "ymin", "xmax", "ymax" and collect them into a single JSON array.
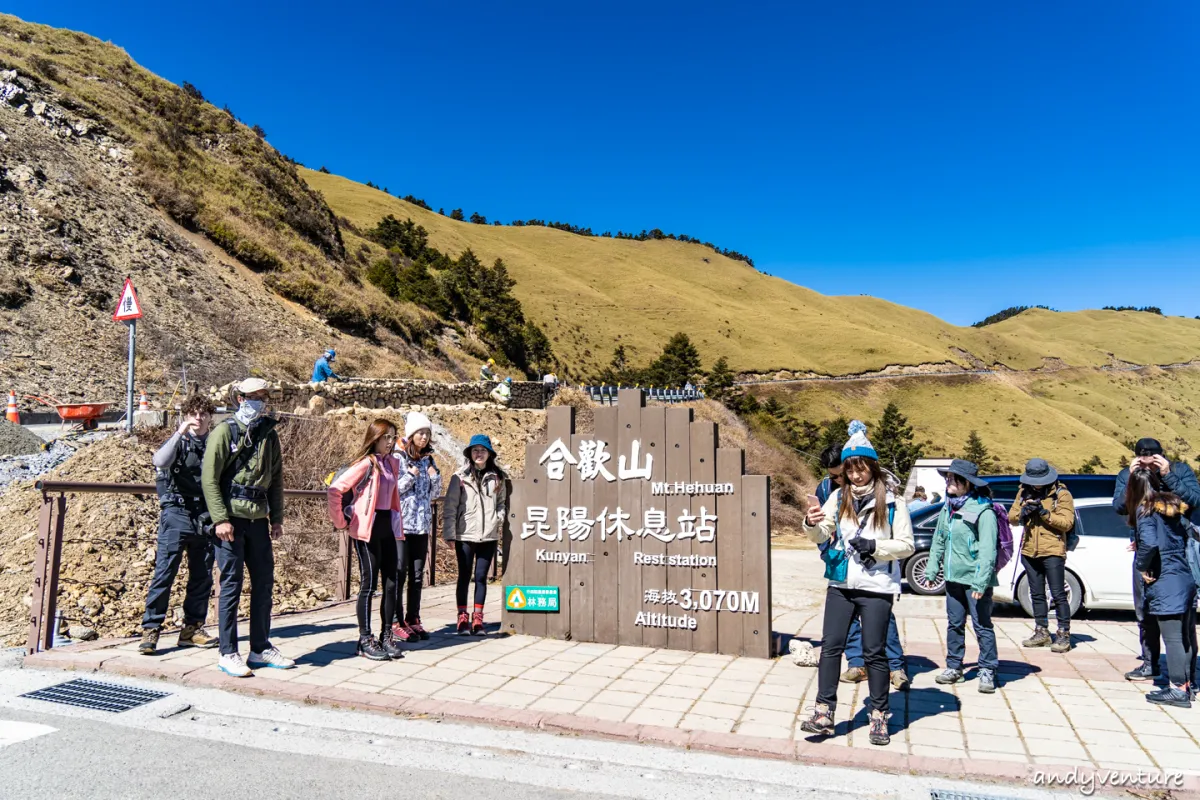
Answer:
[{"xmin": 505, "ymin": 585, "xmax": 560, "ymax": 612}]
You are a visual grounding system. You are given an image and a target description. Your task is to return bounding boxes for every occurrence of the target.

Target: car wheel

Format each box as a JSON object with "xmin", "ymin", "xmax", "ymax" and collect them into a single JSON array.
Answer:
[
  {"xmin": 904, "ymin": 552, "xmax": 945, "ymax": 595},
  {"xmin": 1015, "ymin": 571, "xmax": 1084, "ymax": 618}
]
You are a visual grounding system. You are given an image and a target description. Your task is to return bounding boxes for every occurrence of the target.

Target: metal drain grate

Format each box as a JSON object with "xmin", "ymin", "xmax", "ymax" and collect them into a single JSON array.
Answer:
[
  {"xmin": 21, "ymin": 678, "xmax": 170, "ymax": 713},
  {"xmin": 931, "ymin": 791, "xmax": 1024, "ymax": 800}
]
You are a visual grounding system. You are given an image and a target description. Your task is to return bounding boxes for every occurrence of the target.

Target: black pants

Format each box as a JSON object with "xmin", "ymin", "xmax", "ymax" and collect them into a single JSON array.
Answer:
[
  {"xmin": 1023, "ymin": 554, "xmax": 1070, "ymax": 630},
  {"xmin": 355, "ymin": 511, "xmax": 398, "ymax": 637},
  {"xmin": 214, "ymin": 518, "xmax": 274, "ymax": 656},
  {"xmin": 396, "ymin": 534, "xmax": 428, "ymax": 624},
  {"xmin": 455, "ymin": 541, "xmax": 497, "ymax": 608},
  {"xmin": 818, "ymin": 586, "xmax": 894, "ymax": 713},
  {"xmin": 1133, "ymin": 562, "xmax": 1162, "ymax": 671},
  {"xmin": 142, "ymin": 505, "xmax": 214, "ymax": 630},
  {"xmin": 1158, "ymin": 598, "xmax": 1198, "ymax": 688}
]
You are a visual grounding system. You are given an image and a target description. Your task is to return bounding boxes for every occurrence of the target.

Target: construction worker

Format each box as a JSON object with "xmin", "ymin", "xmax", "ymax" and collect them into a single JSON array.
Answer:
[
  {"xmin": 139, "ymin": 394, "xmax": 218, "ymax": 656},
  {"xmin": 202, "ymin": 378, "xmax": 294, "ymax": 677},
  {"xmin": 312, "ymin": 348, "xmax": 341, "ymax": 383},
  {"xmin": 490, "ymin": 377, "xmax": 512, "ymax": 406},
  {"xmin": 480, "ymin": 358, "xmax": 497, "ymax": 381}
]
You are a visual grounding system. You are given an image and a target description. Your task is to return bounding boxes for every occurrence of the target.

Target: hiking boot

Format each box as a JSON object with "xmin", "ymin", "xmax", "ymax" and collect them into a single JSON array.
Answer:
[
  {"xmin": 1050, "ymin": 630, "xmax": 1072, "ymax": 653},
  {"xmin": 889, "ymin": 670, "xmax": 910, "ymax": 692},
  {"xmin": 248, "ymin": 646, "xmax": 296, "ymax": 670},
  {"xmin": 1147, "ymin": 686, "xmax": 1192, "ymax": 709},
  {"xmin": 868, "ymin": 709, "xmax": 891, "ymax": 746},
  {"xmin": 379, "ymin": 630, "xmax": 405, "ymax": 660},
  {"xmin": 935, "ymin": 667, "xmax": 964, "ymax": 685},
  {"xmin": 1022, "ymin": 627, "xmax": 1051, "ymax": 648},
  {"xmin": 978, "ymin": 668, "xmax": 997, "ymax": 694},
  {"xmin": 839, "ymin": 666, "xmax": 867, "ymax": 683},
  {"xmin": 357, "ymin": 635, "xmax": 390, "ymax": 662},
  {"xmin": 471, "ymin": 611, "xmax": 486, "ymax": 636},
  {"xmin": 138, "ymin": 628, "xmax": 159, "ymax": 656},
  {"xmin": 1125, "ymin": 663, "xmax": 1159, "ymax": 682},
  {"xmin": 392, "ymin": 622, "xmax": 417, "ymax": 643},
  {"xmin": 178, "ymin": 623, "xmax": 217, "ymax": 649},
  {"xmin": 408, "ymin": 618, "xmax": 431, "ymax": 641},
  {"xmin": 456, "ymin": 610, "xmax": 470, "ymax": 635},
  {"xmin": 799, "ymin": 703, "xmax": 835, "ymax": 736},
  {"xmin": 218, "ymin": 652, "xmax": 252, "ymax": 678}
]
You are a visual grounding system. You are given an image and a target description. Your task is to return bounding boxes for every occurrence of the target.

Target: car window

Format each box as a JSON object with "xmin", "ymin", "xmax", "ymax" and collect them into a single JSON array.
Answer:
[
  {"xmin": 1078, "ymin": 506, "xmax": 1130, "ymax": 538},
  {"xmin": 985, "ymin": 480, "xmax": 1021, "ymax": 503},
  {"xmin": 914, "ymin": 507, "xmax": 942, "ymax": 531}
]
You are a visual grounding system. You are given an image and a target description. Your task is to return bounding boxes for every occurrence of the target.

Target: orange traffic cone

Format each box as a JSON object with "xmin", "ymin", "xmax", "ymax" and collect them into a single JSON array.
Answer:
[
  {"xmin": 138, "ymin": 392, "xmax": 149, "ymax": 412},
  {"xmin": 5, "ymin": 391, "xmax": 19, "ymax": 424}
]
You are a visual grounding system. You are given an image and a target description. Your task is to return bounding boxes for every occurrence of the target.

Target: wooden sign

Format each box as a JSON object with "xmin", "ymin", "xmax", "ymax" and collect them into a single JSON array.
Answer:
[{"xmin": 502, "ymin": 389, "xmax": 772, "ymax": 658}]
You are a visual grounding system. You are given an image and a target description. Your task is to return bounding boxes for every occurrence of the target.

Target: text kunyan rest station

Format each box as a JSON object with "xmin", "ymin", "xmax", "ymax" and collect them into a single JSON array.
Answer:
[{"xmin": 503, "ymin": 389, "xmax": 772, "ymax": 658}]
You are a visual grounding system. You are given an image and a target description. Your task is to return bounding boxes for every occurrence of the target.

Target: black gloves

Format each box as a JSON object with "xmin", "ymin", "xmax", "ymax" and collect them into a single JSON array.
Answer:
[{"xmin": 848, "ymin": 536, "xmax": 877, "ymax": 569}]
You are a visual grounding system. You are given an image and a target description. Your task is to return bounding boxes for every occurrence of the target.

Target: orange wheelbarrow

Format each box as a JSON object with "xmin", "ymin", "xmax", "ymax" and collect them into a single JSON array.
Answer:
[{"xmin": 26, "ymin": 396, "xmax": 113, "ymax": 432}]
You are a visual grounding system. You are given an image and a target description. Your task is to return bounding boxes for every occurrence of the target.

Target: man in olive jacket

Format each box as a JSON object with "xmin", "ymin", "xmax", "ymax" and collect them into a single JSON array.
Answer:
[{"xmin": 201, "ymin": 378, "xmax": 294, "ymax": 677}]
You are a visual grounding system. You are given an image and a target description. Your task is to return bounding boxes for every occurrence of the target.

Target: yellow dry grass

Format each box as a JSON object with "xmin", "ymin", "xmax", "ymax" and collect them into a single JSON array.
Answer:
[{"xmin": 304, "ymin": 169, "xmax": 1200, "ymax": 377}]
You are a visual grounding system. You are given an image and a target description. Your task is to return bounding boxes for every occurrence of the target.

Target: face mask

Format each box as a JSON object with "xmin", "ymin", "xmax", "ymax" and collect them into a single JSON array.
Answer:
[{"xmin": 236, "ymin": 399, "xmax": 266, "ymax": 425}]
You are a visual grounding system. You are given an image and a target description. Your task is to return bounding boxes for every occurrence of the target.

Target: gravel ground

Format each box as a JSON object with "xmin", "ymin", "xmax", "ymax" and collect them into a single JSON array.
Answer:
[
  {"xmin": 0, "ymin": 432, "xmax": 110, "ymax": 494},
  {"xmin": 0, "ymin": 419, "xmax": 47, "ymax": 457}
]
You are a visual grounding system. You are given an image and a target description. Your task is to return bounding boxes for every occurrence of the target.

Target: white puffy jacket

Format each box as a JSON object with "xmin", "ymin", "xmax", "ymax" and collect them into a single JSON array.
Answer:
[{"xmin": 803, "ymin": 488, "xmax": 915, "ymax": 595}]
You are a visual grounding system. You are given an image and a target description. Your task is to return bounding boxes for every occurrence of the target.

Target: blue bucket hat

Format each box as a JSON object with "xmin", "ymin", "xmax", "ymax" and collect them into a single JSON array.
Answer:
[{"xmin": 463, "ymin": 434, "xmax": 496, "ymax": 460}]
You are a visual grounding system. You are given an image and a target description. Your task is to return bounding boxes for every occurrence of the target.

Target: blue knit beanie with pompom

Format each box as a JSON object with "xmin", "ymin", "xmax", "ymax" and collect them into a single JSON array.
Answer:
[{"xmin": 840, "ymin": 420, "xmax": 878, "ymax": 462}]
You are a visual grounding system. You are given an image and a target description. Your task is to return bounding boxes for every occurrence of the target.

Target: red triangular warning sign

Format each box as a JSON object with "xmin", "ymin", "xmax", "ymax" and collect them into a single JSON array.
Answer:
[{"xmin": 112, "ymin": 278, "xmax": 143, "ymax": 322}]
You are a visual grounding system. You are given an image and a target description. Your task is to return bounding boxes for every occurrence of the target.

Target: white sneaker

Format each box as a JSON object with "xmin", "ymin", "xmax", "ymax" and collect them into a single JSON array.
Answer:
[
  {"xmin": 248, "ymin": 646, "xmax": 295, "ymax": 670},
  {"xmin": 218, "ymin": 652, "xmax": 252, "ymax": 678}
]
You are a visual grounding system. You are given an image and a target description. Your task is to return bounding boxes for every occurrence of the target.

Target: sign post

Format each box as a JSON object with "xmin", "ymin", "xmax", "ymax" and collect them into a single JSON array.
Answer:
[
  {"xmin": 112, "ymin": 278, "xmax": 144, "ymax": 432},
  {"xmin": 502, "ymin": 389, "xmax": 773, "ymax": 658}
]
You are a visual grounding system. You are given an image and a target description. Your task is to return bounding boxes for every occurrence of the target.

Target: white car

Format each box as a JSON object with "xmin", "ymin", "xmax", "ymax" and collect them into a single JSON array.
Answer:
[{"xmin": 994, "ymin": 497, "xmax": 1134, "ymax": 616}]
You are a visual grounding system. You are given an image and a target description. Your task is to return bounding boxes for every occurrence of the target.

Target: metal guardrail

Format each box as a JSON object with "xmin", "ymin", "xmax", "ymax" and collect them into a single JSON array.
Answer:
[
  {"xmin": 582, "ymin": 386, "xmax": 704, "ymax": 405},
  {"xmin": 26, "ymin": 481, "xmax": 452, "ymax": 655}
]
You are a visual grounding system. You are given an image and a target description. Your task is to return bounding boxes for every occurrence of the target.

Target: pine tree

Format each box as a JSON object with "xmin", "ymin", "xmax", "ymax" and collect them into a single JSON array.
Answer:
[
  {"xmin": 450, "ymin": 208, "xmax": 465, "ymax": 221},
  {"xmin": 962, "ymin": 430, "xmax": 990, "ymax": 467},
  {"xmin": 872, "ymin": 403, "xmax": 924, "ymax": 482},
  {"xmin": 706, "ymin": 356, "xmax": 735, "ymax": 399},
  {"xmin": 642, "ymin": 332, "xmax": 702, "ymax": 387}
]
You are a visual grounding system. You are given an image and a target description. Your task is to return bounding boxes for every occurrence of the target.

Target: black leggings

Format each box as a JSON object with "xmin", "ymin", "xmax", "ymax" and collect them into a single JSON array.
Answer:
[
  {"xmin": 396, "ymin": 534, "xmax": 428, "ymax": 624},
  {"xmin": 1158, "ymin": 600, "xmax": 1198, "ymax": 688},
  {"xmin": 1023, "ymin": 554, "xmax": 1070, "ymax": 630},
  {"xmin": 354, "ymin": 511, "xmax": 398, "ymax": 637},
  {"xmin": 817, "ymin": 586, "xmax": 894, "ymax": 714},
  {"xmin": 456, "ymin": 541, "xmax": 497, "ymax": 608}
]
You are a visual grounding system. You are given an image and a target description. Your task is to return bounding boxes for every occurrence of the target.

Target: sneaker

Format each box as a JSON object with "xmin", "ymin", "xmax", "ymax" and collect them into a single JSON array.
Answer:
[
  {"xmin": 978, "ymin": 668, "xmax": 997, "ymax": 694},
  {"xmin": 1050, "ymin": 630, "xmax": 1072, "ymax": 654},
  {"xmin": 1022, "ymin": 627, "xmax": 1051, "ymax": 648},
  {"xmin": 1147, "ymin": 686, "xmax": 1192, "ymax": 709},
  {"xmin": 379, "ymin": 630, "xmax": 405, "ymax": 659},
  {"xmin": 471, "ymin": 611, "xmax": 485, "ymax": 636},
  {"xmin": 799, "ymin": 703, "xmax": 835, "ymax": 736},
  {"xmin": 408, "ymin": 619, "xmax": 430, "ymax": 641},
  {"xmin": 248, "ymin": 646, "xmax": 296, "ymax": 670},
  {"xmin": 218, "ymin": 652, "xmax": 252, "ymax": 678},
  {"xmin": 868, "ymin": 709, "xmax": 890, "ymax": 746},
  {"xmin": 392, "ymin": 622, "xmax": 416, "ymax": 643},
  {"xmin": 456, "ymin": 610, "xmax": 470, "ymax": 636},
  {"xmin": 935, "ymin": 667, "xmax": 964, "ymax": 685},
  {"xmin": 357, "ymin": 635, "xmax": 390, "ymax": 662},
  {"xmin": 177, "ymin": 623, "xmax": 217, "ymax": 649},
  {"xmin": 1125, "ymin": 663, "xmax": 1159, "ymax": 682},
  {"xmin": 138, "ymin": 628, "xmax": 159, "ymax": 656},
  {"xmin": 889, "ymin": 669, "xmax": 910, "ymax": 692},
  {"xmin": 839, "ymin": 666, "xmax": 867, "ymax": 683}
]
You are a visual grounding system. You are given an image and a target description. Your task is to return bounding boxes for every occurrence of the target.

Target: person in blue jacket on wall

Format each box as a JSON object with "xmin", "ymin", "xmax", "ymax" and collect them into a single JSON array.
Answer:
[{"xmin": 312, "ymin": 348, "xmax": 341, "ymax": 383}]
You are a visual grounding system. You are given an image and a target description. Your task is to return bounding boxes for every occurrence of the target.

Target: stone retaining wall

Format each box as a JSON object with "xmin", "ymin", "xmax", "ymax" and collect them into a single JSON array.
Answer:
[{"xmin": 209, "ymin": 379, "xmax": 548, "ymax": 411}]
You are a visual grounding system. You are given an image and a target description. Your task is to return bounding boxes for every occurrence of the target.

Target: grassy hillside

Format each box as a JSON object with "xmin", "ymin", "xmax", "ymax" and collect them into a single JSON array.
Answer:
[
  {"xmin": 304, "ymin": 169, "xmax": 1200, "ymax": 378},
  {"xmin": 753, "ymin": 367, "xmax": 1200, "ymax": 475}
]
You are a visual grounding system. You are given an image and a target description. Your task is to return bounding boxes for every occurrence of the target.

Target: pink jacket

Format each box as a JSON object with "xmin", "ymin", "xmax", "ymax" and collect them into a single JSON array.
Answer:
[{"xmin": 327, "ymin": 455, "xmax": 405, "ymax": 542}]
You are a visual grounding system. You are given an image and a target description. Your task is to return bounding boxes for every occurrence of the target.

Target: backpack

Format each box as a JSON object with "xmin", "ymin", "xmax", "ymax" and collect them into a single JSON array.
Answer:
[
  {"xmin": 1181, "ymin": 517, "xmax": 1200, "ymax": 588},
  {"xmin": 324, "ymin": 460, "xmax": 375, "ymax": 523},
  {"xmin": 965, "ymin": 502, "xmax": 1015, "ymax": 575},
  {"xmin": 1050, "ymin": 487, "xmax": 1079, "ymax": 552}
]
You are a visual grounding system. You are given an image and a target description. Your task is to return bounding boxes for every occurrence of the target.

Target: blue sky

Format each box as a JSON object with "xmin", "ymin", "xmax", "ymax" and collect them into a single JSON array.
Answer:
[{"xmin": 9, "ymin": 1, "xmax": 1199, "ymax": 325}]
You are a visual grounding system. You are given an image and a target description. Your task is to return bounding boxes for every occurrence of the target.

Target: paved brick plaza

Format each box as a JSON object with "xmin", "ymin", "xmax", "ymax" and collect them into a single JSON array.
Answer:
[{"xmin": 23, "ymin": 547, "xmax": 1200, "ymax": 791}]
